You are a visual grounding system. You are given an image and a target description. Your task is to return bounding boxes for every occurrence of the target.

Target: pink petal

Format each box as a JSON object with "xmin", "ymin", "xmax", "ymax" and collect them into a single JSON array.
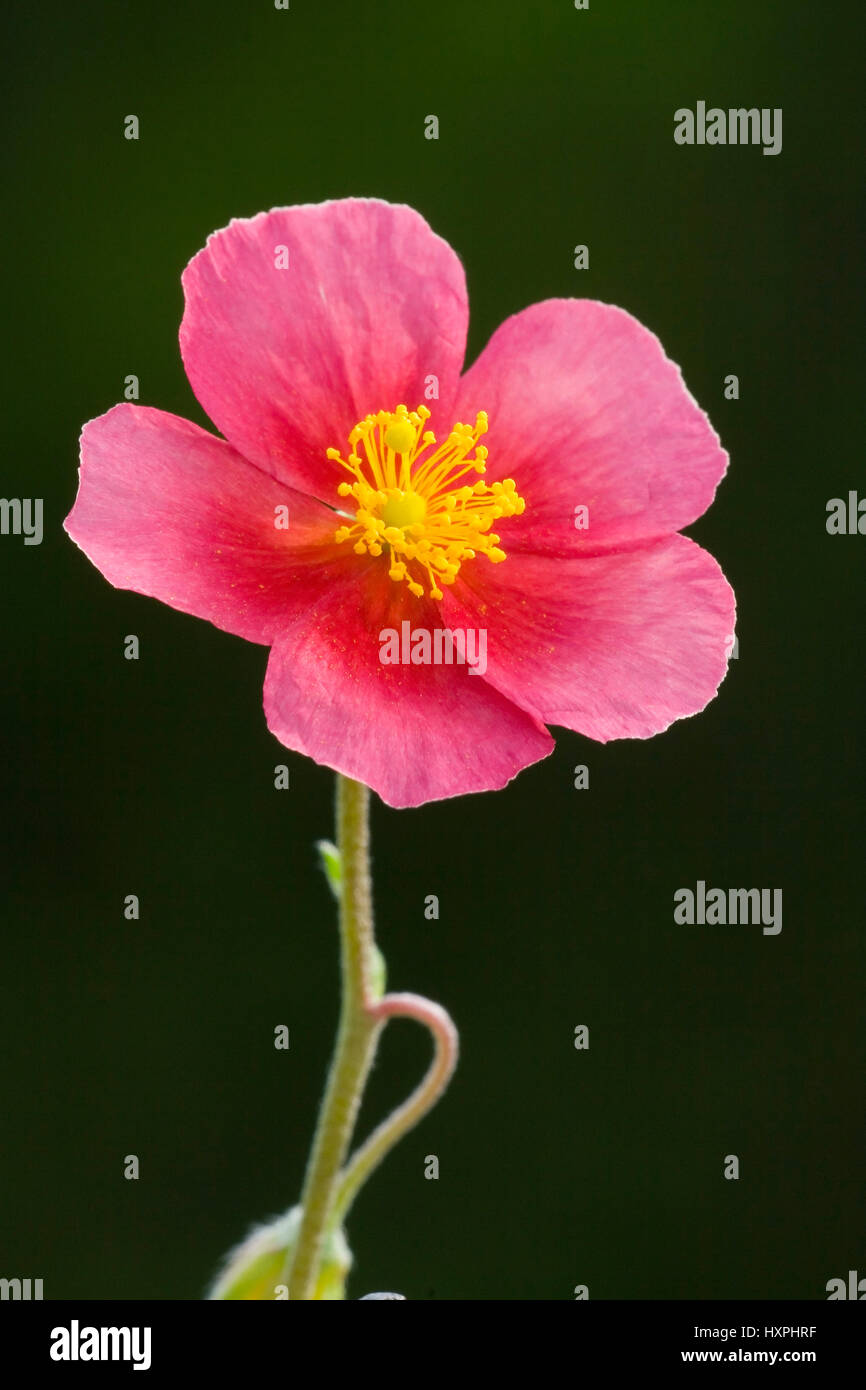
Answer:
[
  {"xmin": 454, "ymin": 299, "xmax": 728, "ymax": 557},
  {"xmin": 442, "ymin": 536, "xmax": 736, "ymax": 741},
  {"xmin": 179, "ymin": 199, "xmax": 469, "ymax": 502},
  {"xmin": 65, "ymin": 404, "xmax": 352, "ymax": 644},
  {"xmin": 262, "ymin": 564, "xmax": 553, "ymax": 808}
]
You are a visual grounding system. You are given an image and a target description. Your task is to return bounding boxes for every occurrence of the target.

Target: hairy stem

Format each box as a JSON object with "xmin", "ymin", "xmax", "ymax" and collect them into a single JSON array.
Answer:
[
  {"xmin": 285, "ymin": 776, "xmax": 381, "ymax": 1299},
  {"xmin": 284, "ymin": 774, "xmax": 459, "ymax": 1299}
]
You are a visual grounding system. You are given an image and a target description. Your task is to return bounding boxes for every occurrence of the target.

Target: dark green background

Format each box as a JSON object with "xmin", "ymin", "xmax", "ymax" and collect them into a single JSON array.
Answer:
[{"xmin": 2, "ymin": 0, "xmax": 863, "ymax": 1300}]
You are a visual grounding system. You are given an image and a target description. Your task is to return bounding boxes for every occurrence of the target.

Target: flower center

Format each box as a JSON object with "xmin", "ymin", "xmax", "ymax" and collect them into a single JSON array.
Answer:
[{"xmin": 328, "ymin": 404, "xmax": 524, "ymax": 600}]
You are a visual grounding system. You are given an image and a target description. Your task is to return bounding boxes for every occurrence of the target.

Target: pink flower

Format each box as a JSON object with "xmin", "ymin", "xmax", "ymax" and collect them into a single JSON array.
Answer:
[{"xmin": 65, "ymin": 199, "xmax": 735, "ymax": 808}]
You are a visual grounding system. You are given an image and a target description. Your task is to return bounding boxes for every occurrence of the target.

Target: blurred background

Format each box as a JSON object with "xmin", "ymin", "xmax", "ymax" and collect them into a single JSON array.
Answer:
[{"xmin": 1, "ymin": 0, "xmax": 863, "ymax": 1299}]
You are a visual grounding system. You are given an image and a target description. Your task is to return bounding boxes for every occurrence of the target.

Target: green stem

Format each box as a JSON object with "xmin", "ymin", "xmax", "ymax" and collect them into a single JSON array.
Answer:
[
  {"xmin": 285, "ymin": 775, "xmax": 382, "ymax": 1300},
  {"xmin": 284, "ymin": 773, "xmax": 460, "ymax": 1299}
]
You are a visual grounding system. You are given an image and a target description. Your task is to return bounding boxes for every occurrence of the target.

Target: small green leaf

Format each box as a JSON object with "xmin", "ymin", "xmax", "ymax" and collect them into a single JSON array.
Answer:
[{"xmin": 315, "ymin": 839, "xmax": 342, "ymax": 901}]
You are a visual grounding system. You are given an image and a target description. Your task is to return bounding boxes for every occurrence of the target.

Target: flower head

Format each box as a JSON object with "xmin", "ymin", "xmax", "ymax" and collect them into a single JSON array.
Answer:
[{"xmin": 65, "ymin": 199, "xmax": 735, "ymax": 807}]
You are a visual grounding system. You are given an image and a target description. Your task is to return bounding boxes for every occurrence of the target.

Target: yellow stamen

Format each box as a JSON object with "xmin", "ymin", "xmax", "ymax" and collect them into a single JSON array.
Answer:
[{"xmin": 328, "ymin": 404, "xmax": 524, "ymax": 600}]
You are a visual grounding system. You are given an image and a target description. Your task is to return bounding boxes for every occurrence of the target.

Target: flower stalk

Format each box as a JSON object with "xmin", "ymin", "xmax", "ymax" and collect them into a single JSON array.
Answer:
[{"xmin": 285, "ymin": 775, "xmax": 458, "ymax": 1299}]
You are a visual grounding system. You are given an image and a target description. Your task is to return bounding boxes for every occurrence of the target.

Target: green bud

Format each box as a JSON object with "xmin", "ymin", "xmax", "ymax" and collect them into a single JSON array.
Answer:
[{"xmin": 208, "ymin": 1206, "xmax": 352, "ymax": 1300}]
